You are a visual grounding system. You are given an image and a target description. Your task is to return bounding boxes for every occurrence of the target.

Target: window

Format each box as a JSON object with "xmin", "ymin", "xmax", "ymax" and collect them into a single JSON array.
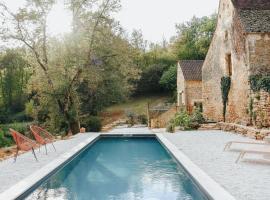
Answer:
[{"xmin": 226, "ymin": 54, "xmax": 232, "ymax": 76}]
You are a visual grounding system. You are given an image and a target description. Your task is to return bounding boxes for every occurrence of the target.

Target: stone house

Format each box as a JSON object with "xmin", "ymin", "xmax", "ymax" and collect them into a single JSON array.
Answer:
[
  {"xmin": 177, "ymin": 60, "xmax": 204, "ymax": 113},
  {"xmin": 202, "ymin": 0, "xmax": 270, "ymax": 126}
]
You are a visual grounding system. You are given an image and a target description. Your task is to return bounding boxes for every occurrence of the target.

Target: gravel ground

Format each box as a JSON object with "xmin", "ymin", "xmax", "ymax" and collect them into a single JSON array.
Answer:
[{"xmin": 164, "ymin": 130, "xmax": 270, "ymax": 200}]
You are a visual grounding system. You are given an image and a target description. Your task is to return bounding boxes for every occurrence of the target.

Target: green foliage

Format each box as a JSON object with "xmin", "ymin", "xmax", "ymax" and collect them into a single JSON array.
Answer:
[
  {"xmin": 249, "ymin": 75, "xmax": 270, "ymax": 93},
  {"xmin": 135, "ymin": 64, "xmax": 168, "ymax": 94},
  {"xmin": 0, "ymin": 50, "xmax": 30, "ymax": 116},
  {"xmin": 173, "ymin": 108, "xmax": 204, "ymax": 130},
  {"xmin": 0, "ymin": 130, "xmax": 13, "ymax": 147},
  {"xmin": 81, "ymin": 116, "xmax": 102, "ymax": 132},
  {"xmin": 137, "ymin": 114, "xmax": 147, "ymax": 125},
  {"xmin": 0, "ymin": 122, "xmax": 31, "ymax": 147},
  {"xmin": 221, "ymin": 76, "xmax": 231, "ymax": 122},
  {"xmin": 172, "ymin": 14, "xmax": 217, "ymax": 60},
  {"xmin": 166, "ymin": 122, "xmax": 175, "ymax": 133},
  {"xmin": 159, "ymin": 65, "xmax": 177, "ymax": 91},
  {"xmin": 133, "ymin": 42, "xmax": 176, "ymax": 96},
  {"xmin": 259, "ymin": 77, "xmax": 270, "ymax": 93},
  {"xmin": 174, "ymin": 109, "xmax": 192, "ymax": 130},
  {"xmin": 126, "ymin": 111, "xmax": 136, "ymax": 126},
  {"xmin": 191, "ymin": 108, "xmax": 205, "ymax": 124},
  {"xmin": 25, "ymin": 100, "xmax": 34, "ymax": 119}
]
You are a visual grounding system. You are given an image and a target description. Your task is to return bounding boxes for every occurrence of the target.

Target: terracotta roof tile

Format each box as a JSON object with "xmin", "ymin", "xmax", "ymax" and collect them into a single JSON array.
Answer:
[{"xmin": 179, "ymin": 60, "xmax": 204, "ymax": 81}]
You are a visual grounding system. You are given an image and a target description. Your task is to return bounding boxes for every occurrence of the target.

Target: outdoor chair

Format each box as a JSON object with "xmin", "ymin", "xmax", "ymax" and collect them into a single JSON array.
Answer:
[
  {"xmin": 30, "ymin": 125, "xmax": 56, "ymax": 154},
  {"xmin": 235, "ymin": 148, "xmax": 270, "ymax": 163},
  {"xmin": 9, "ymin": 128, "xmax": 39, "ymax": 162},
  {"xmin": 224, "ymin": 140, "xmax": 270, "ymax": 163},
  {"xmin": 224, "ymin": 141, "xmax": 268, "ymax": 151}
]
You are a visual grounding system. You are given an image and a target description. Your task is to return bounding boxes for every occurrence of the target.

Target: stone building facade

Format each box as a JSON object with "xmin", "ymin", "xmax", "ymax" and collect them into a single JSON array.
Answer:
[
  {"xmin": 202, "ymin": 0, "xmax": 270, "ymax": 126},
  {"xmin": 177, "ymin": 60, "xmax": 204, "ymax": 113}
]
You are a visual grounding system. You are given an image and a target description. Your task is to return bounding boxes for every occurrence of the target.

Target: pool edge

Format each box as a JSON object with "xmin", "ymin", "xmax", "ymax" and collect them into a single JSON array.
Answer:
[
  {"xmin": 0, "ymin": 131, "xmax": 236, "ymax": 200},
  {"xmin": 0, "ymin": 133, "xmax": 101, "ymax": 200},
  {"xmin": 156, "ymin": 133, "xmax": 236, "ymax": 200}
]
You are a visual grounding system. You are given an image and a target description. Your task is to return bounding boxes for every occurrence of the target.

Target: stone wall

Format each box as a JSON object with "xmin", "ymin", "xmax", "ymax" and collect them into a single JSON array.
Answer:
[
  {"xmin": 202, "ymin": 0, "xmax": 249, "ymax": 123},
  {"xmin": 185, "ymin": 81, "xmax": 202, "ymax": 113},
  {"xmin": 247, "ymin": 34, "xmax": 270, "ymax": 74},
  {"xmin": 246, "ymin": 34, "xmax": 270, "ymax": 128},
  {"xmin": 252, "ymin": 90, "xmax": 270, "ymax": 128},
  {"xmin": 217, "ymin": 122, "xmax": 270, "ymax": 139},
  {"xmin": 177, "ymin": 62, "xmax": 186, "ymax": 106}
]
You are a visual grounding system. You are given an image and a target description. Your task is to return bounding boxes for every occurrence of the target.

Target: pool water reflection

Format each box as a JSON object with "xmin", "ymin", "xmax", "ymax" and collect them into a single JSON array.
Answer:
[{"xmin": 25, "ymin": 137, "xmax": 207, "ymax": 200}]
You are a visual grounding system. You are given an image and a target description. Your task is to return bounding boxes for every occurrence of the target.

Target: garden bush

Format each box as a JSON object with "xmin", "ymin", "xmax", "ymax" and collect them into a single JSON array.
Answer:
[
  {"xmin": 191, "ymin": 108, "xmax": 205, "ymax": 124},
  {"xmin": 137, "ymin": 114, "xmax": 148, "ymax": 124},
  {"xmin": 174, "ymin": 109, "xmax": 192, "ymax": 130},
  {"xmin": 81, "ymin": 116, "xmax": 102, "ymax": 132},
  {"xmin": 166, "ymin": 121, "xmax": 175, "ymax": 133},
  {"xmin": 173, "ymin": 108, "xmax": 204, "ymax": 130}
]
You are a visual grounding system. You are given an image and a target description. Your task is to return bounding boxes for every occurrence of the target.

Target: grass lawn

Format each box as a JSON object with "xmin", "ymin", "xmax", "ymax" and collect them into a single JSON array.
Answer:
[
  {"xmin": 105, "ymin": 95, "xmax": 171, "ymax": 115},
  {"xmin": 101, "ymin": 94, "xmax": 171, "ymax": 126}
]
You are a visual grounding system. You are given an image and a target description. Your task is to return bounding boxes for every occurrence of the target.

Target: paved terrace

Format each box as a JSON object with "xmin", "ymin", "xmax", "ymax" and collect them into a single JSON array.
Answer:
[{"xmin": 0, "ymin": 127, "xmax": 269, "ymax": 200}]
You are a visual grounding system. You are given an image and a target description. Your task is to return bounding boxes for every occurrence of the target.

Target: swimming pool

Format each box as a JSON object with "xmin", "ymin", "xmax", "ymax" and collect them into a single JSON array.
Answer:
[{"xmin": 24, "ymin": 137, "xmax": 208, "ymax": 200}]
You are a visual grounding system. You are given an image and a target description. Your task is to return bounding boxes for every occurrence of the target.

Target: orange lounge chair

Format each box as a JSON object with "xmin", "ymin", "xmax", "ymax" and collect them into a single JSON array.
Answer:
[
  {"xmin": 30, "ymin": 125, "xmax": 56, "ymax": 154},
  {"xmin": 9, "ymin": 128, "xmax": 39, "ymax": 162}
]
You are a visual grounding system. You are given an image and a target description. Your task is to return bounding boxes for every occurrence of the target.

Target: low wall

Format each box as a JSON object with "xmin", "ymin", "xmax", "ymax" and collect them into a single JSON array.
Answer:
[
  {"xmin": 150, "ymin": 106, "xmax": 178, "ymax": 128},
  {"xmin": 217, "ymin": 122, "xmax": 270, "ymax": 140}
]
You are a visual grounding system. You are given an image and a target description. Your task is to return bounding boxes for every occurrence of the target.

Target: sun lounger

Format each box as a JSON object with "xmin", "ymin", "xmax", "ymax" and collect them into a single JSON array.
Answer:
[
  {"xmin": 224, "ymin": 141, "xmax": 268, "ymax": 151},
  {"xmin": 9, "ymin": 128, "xmax": 39, "ymax": 162},
  {"xmin": 30, "ymin": 125, "xmax": 56, "ymax": 154},
  {"xmin": 235, "ymin": 148, "xmax": 270, "ymax": 163}
]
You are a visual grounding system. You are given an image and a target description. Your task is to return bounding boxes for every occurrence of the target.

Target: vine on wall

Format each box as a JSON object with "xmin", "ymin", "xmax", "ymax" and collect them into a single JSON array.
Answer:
[
  {"xmin": 221, "ymin": 76, "xmax": 231, "ymax": 122},
  {"xmin": 249, "ymin": 75, "xmax": 270, "ymax": 93}
]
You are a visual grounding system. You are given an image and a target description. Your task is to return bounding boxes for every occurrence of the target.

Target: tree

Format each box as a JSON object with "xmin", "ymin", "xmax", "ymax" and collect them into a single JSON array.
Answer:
[
  {"xmin": 0, "ymin": 50, "xmax": 30, "ymax": 113},
  {"xmin": 0, "ymin": 0, "xmax": 125, "ymax": 134},
  {"xmin": 172, "ymin": 14, "xmax": 217, "ymax": 60},
  {"xmin": 159, "ymin": 65, "xmax": 177, "ymax": 92}
]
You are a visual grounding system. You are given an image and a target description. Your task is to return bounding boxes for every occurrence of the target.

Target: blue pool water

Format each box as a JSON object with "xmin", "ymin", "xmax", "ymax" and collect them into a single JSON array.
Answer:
[{"xmin": 25, "ymin": 137, "xmax": 208, "ymax": 200}]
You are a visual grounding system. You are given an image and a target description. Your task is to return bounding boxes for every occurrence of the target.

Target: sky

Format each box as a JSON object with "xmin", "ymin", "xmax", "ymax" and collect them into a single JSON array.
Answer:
[
  {"xmin": 116, "ymin": 0, "xmax": 219, "ymax": 42},
  {"xmin": 1, "ymin": 0, "xmax": 219, "ymax": 43}
]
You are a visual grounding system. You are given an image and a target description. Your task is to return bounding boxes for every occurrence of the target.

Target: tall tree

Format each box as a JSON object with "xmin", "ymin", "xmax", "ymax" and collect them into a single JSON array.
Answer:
[
  {"xmin": 0, "ymin": 0, "xmax": 123, "ymax": 134},
  {"xmin": 172, "ymin": 14, "xmax": 217, "ymax": 60},
  {"xmin": 0, "ymin": 50, "xmax": 30, "ymax": 113}
]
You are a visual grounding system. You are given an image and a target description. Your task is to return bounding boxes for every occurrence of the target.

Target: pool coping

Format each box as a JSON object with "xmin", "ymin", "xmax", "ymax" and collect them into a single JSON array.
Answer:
[
  {"xmin": 0, "ymin": 133, "xmax": 101, "ymax": 200},
  {"xmin": 156, "ymin": 134, "xmax": 236, "ymax": 200},
  {"xmin": 0, "ymin": 132, "xmax": 235, "ymax": 200}
]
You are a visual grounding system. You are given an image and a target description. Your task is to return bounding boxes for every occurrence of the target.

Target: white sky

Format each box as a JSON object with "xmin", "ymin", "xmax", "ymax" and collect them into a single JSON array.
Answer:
[
  {"xmin": 116, "ymin": 0, "xmax": 219, "ymax": 42},
  {"xmin": 1, "ymin": 0, "xmax": 219, "ymax": 43}
]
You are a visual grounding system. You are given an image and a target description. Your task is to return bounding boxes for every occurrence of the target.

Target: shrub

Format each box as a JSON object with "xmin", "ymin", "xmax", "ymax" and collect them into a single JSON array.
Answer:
[
  {"xmin": 174, "ymin": 109, "xmax": 192, "ymax": 130},
  {"xmin": 0, "ymin": 130, "xmax": 13, "ymax": 147},
  {"xmin": 126, "ymin": 111, "xmax": 137, "ymax": 126},
  {"xmin": 81, "ymin": 116, "xmax": 102, "ymax": 132},
  {"xmin": 166, "ymin": 122, "xmax": 175, "ymax": 133},
  {"xmin": 173, "ymin": 108, "xmax": 204, "ymax": 130},
  {"xmin": 137, "ymin": 114, "xmax": 148, "ymax": 124},
  {"xmin": 0, "ymin": 122, "xmax": 30, "ymax": 147},
  {"xmin": 191, "ymin": 108, "xmax": 205, "ymax": 124}
]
